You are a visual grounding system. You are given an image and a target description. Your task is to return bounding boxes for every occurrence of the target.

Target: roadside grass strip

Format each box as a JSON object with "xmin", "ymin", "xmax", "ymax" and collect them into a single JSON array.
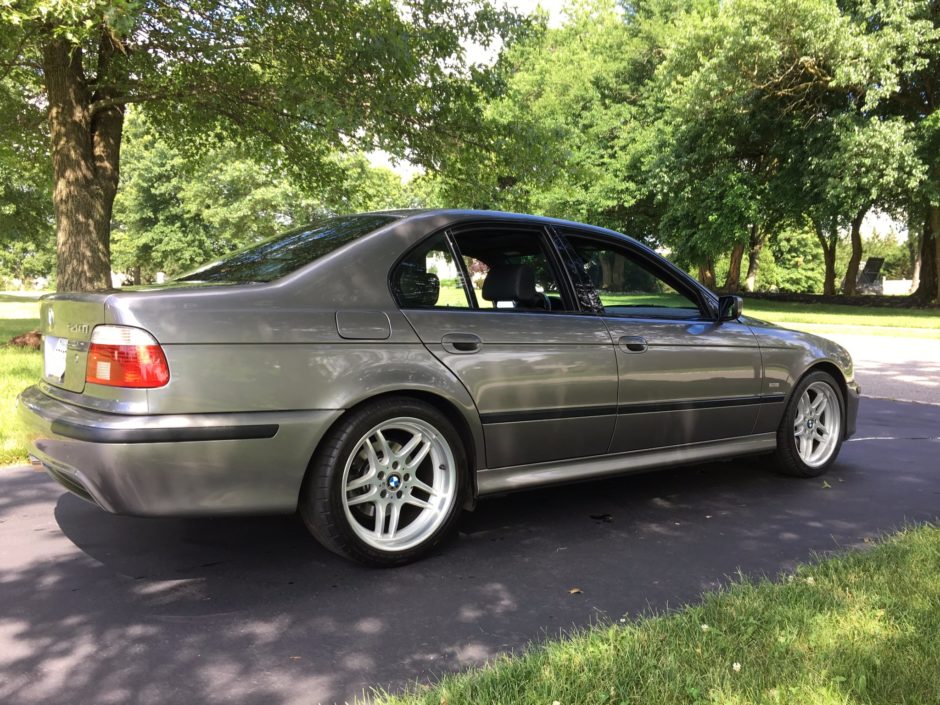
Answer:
[
  {"xmin": 743, "ymin": 300, "xmax": 940, "ymax": 330},
  {"xmin": 374, "ymin": 525, "xmax": 940, "ymax": 705},
  {"xmin": 0, "ymin": 313, "xmax": 41, "ymax": 465}
]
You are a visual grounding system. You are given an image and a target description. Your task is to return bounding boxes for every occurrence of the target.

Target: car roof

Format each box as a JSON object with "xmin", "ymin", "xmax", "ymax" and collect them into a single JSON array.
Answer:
[{"xmin": 365, "ymin": 208, "xmax": 633, "ymax": 240}]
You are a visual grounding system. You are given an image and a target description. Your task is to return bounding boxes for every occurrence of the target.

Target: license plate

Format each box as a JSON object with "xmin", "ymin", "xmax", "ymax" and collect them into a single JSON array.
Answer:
[{"xmin": 44, "ymin": 335, "xmax": 68, "ymax": 380}]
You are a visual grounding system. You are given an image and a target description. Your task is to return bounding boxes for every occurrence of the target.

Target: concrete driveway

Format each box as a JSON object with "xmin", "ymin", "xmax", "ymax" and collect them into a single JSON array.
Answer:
[{"xmin": 1, "ymin": 396, "xmax": 938, "ymax": 705}]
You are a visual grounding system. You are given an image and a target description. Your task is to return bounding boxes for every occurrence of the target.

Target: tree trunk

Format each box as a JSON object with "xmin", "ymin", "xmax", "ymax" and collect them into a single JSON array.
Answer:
[
  {"xmin": 743, "ymin": 224, "xmax": 763, "ymax": 292},
  {"xmin": 812, "ymin": 219, "xmax": 838, "ymax": 296},
  {"xmin": 42, "ymin": 33, "xmax": 124, "ymax": 292},
  {"xmin": 913, "ymin": 216, "xmax": 937, "ymax": 303},
  {"xmin": 822, "ymin": 246, "xmax": 837, "ymax": 295},
  {"xmin": 697, "ymin": 257, "xmax": 716, "ymax": 289},
  {"xmin": 723, "ymin": 242, "xmax": 745, "ymax": 292},
  {"xmin": 842, "ymin": 207, "xmax": 867, "ymax": 296},
  {"xmin": 909, "ymin": 219, "xmax": 922, "ymax": 293},
  {"xmin": 932, "ymin": 205, "xmax": 940, "ymax": 303}
]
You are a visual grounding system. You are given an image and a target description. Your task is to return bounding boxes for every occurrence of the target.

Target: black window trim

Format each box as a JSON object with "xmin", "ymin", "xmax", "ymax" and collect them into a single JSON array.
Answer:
[
  {"xmin": 553, "ymin": 227, "xmax": 718, "ymax": 321},
  {"xmin": 443, "ymin": 229, "xmax": 477, "ymax": 308}
]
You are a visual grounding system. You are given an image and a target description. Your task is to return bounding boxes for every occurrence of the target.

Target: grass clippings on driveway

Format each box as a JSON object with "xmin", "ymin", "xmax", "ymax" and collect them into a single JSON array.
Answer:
[{"xmin": 376, "ymin": 525, "xmax": 940, "ymax": 705}]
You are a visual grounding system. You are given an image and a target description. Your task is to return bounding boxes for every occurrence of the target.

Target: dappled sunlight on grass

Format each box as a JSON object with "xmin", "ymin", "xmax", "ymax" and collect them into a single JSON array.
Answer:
[{"xmin": 1, "ymin": 304, "xmax": 41, "ymax": 465}]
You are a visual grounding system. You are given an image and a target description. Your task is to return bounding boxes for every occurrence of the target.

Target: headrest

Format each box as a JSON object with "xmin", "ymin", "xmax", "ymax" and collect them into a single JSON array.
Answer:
[
  {"xmin": 397, "ymin": 269, "xmax": 440, "ymax": 307},
  {"xmin": 482, "ymin": 264, "xmax": 537, "ymax": 304}
]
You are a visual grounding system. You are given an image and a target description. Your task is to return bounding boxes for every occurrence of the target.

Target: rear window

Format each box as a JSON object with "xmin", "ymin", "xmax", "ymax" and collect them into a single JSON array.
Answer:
[{"xmin": 176, "ymin": 214, "xmax": 398, "ymax": 283}]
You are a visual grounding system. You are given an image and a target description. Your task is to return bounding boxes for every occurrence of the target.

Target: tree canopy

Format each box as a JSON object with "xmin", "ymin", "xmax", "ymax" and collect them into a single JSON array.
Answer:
[
  {"xmin": 428, "ymin": 0, "xmax": 940, "ymax": 301},
  {"xmin": 2, "ymin": 0, "xmax": 939, "ymax": 302},
  {"xmin": 0, "ymin": 0, "xmax": 521, "ymax": 290}
]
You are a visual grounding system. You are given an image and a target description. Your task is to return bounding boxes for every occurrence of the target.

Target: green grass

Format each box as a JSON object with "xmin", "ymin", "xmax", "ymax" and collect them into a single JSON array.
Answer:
[
  {"xmin": 375, "ymin": 525, "xmax": 940, "ymax": 705},
  {"xmin": 0, "ymin": 299, "xmax": 41, "ymax": 465},
  {"xmin": 743, "ymin": 299, "xmax": 940, "ymax": 330}
]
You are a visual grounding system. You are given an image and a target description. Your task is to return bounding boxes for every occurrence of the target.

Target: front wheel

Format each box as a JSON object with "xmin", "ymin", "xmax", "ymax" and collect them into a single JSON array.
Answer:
[
  {"xmin": 300, "ymin": 397, "xmax": 466, "ymax": 566},
  {"xmin": 772, "ymin": 371, "xmax": 845, "ymax": 478}
]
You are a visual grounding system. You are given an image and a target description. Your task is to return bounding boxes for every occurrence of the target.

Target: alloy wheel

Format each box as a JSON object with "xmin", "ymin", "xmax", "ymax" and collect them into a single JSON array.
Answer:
[
  {"xmin": 793, "ymin": 381, "xmax": 842, "ymax": 468},
  {"xmin": 341, "ymin": 417, "xmax": 458, "ymax": 552}
]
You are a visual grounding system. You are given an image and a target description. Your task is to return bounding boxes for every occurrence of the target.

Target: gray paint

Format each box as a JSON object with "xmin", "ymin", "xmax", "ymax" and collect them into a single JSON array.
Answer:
[{"xmin": 19, "ymin": 209, "xmax": 858, "ymax": 517}]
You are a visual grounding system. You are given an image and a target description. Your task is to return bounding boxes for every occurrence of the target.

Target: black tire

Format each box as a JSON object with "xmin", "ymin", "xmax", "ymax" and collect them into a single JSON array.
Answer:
[
  {"xmin": 772, "ymin": 370, "xmax": 845, "ymax": 478},
  {"xmin": 299, "ymin": 396, "xmax": 467, "ymax": 567}
]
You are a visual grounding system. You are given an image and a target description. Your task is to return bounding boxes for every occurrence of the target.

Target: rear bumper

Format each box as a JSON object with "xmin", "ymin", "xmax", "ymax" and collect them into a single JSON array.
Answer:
[
  {"xmin": 845, "ymin": 380, "xmax": 860, "ymax": 439},
  {"xmin": 17, "ymin": 385, "xmax": 342, "ymax": 516}
]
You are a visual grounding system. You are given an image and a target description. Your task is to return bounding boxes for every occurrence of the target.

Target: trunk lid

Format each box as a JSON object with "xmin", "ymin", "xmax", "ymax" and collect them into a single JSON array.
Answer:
[{"xmin": 39, "ymin": 293, "xmax": 108, "ymax": 393}]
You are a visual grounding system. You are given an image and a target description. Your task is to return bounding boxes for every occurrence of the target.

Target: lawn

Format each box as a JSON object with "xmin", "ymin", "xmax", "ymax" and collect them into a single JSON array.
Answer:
[
  {"xmin": 375, "ymin": 524, "xmax": 940, "ymax": 705},
  {"xmin": 0, "ymin": 294, "xmax": 42, "ymax": 465},
  {"xmin": 743, "ymin": 298, "xmax": 940, "ymax": 336}
]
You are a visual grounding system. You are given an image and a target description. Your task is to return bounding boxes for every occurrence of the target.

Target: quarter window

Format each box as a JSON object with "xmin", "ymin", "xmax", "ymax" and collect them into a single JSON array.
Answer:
[{"xmin": 391, "ymin": 233, "xmax": 471, "ymax": 308}]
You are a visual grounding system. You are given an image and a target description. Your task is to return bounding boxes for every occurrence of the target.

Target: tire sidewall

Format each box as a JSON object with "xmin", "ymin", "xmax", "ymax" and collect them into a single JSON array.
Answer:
[
  {"xmin": 777, "ymin": 371, "xmax": 846, "ymax": 477},
  {"xmin": 306, "ymin": 397, "xmax": 467, "ymax": 566}
]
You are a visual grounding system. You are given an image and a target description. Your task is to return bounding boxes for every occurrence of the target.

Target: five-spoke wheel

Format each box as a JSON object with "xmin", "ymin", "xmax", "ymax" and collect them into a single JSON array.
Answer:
[{"xmin": 792, "ymin": 381, "xmax": 841, "ymax": 468}]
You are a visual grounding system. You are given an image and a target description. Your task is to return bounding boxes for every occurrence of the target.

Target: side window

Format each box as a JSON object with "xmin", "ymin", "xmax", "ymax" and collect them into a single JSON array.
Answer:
[
  {"xmin": 565, "ymin": 235, "xmax": 704, "ymax": 319},
  {"xmin": 451, "ymin": 227, "xmax": 568, "ymax": 312},
  {"xmin": 392, "ymin": 233, "xmax": 471, "ymax": 308}
]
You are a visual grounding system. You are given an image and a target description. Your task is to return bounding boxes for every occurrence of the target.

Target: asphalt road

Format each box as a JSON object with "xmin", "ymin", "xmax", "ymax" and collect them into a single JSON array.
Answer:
[{"xmin": 1, "ymin": 396, "xmax": 939, "ymax": 705}]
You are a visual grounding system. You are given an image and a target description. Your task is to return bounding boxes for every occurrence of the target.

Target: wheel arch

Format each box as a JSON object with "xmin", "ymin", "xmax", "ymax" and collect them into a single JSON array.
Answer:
[
  {"xmin": 789, "ymin": 360, "xmax": 850, "ymax": 438},
  {"xmin": 298, "ymin": 388, "xmax": 483, "ymax": 511}
]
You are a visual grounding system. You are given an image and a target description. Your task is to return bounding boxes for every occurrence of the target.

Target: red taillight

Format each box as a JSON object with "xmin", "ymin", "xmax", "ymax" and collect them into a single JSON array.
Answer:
[{"xmin": 85, "ymin": 326, "xmax": 170, "ymax": 388}]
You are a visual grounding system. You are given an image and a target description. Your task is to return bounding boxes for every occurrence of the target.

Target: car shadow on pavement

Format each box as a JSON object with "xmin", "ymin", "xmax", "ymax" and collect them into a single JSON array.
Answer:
[{"xmin": 1, "ymin": 398, "xmax": 938, "ymax": 705}]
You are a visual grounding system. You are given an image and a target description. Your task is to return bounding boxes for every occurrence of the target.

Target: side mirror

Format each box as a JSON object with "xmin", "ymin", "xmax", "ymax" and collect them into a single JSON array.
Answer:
[{"xmin": 718, "ymin": 295, "xmax": 743, "ymax": 322}]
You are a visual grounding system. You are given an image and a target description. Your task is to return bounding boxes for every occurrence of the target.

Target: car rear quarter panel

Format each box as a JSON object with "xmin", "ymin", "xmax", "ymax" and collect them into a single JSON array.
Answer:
[{"xmin": 104, "ymin": 302, "xmax": 486, "ymax": 475}]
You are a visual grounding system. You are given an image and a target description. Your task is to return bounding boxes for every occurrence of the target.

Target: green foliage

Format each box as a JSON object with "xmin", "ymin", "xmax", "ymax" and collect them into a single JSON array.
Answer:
[
  {"xmin": 769, "ymin": 227, "xmax": 827, "ymax": 294},
  {"xmin": 112, "ymin": 113, "xmax": 422, "ymax": 279},
  {"xmin": 1, "ymin": 0, "xmax": 524, "ymax": 175},
  {"xmin": 428, "ymin": 0, "xmax": 939, "ymax": 296},
  {"xmin": 0, "ymin": 0, "xmax": 524, "ymax": 290}
]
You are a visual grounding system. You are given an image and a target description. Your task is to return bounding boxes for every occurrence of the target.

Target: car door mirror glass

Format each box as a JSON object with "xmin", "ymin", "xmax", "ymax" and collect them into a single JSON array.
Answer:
[{"xmin": 718, "ymin": 295, "xmax": 743, "ymax": 321}]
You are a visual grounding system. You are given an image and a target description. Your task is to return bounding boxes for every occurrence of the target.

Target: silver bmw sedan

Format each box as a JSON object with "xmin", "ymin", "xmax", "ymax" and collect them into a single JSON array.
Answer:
[{"xmin": 19, "ymin": 210, "xmax": 859, "ymax": 566}]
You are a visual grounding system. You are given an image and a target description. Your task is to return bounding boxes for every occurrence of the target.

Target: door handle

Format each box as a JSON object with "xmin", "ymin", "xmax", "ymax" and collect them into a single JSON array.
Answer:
[
  {"xmin": 618, "ymin": 335, "xmax": 648, "ymax": 353},
  {"xmin": 441, "ymin": 333, "xmax": 482, "ymax": 354}
]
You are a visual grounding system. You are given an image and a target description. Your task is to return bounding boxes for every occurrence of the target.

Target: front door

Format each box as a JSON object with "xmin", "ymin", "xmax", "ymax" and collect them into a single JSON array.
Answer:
[
  {"xmin": 392, "ymin": 224, "xmax": 618, "ymax": 469},
  {"xmin": 558, "ymin": 231, "xmax": 766, "ymax": 453}
]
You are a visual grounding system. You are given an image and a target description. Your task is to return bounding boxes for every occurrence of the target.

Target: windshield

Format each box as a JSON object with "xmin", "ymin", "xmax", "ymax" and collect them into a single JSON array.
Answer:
[{"xmin": 176, "ymin": 214, "xmax": 399, "ymax": 283}]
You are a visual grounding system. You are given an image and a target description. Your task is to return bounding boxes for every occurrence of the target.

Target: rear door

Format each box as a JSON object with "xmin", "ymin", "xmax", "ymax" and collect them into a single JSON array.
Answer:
[
  {"xmin": 393, "ymin": 224, "xmax": 618, "ymax": 469},
  {"xmin": 556, "ymin": 230, "xmax": 766, "ymax": 453}
]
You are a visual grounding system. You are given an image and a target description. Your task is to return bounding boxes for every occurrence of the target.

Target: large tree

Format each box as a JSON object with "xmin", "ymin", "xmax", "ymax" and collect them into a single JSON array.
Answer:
[{"xmin": 1, "ymin": 0, "xmax": 517, "ymax": 291}]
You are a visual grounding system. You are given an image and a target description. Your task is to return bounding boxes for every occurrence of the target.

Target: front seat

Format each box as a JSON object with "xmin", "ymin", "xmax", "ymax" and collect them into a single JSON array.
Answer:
[{"xmin": 481, "ymin": 264, "xmax": 546, "ymax": 309}]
